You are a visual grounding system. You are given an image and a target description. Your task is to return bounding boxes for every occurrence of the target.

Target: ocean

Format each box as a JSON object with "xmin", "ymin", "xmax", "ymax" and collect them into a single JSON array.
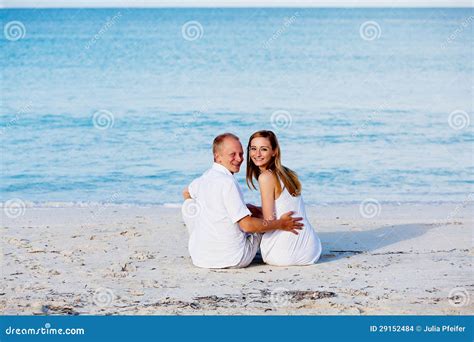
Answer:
[{"xmin": 1, "ymin": 8, "xmax": 472, "ymax": 206}]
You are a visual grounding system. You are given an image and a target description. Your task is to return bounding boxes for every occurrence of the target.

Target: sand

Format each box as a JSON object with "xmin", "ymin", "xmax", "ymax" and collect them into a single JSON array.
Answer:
[{"xmin": 1, "ymin": 202, "xmax": 472, "ymax": 315}]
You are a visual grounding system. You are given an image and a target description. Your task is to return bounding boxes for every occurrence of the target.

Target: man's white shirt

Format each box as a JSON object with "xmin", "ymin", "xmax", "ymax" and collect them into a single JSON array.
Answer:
[{"xmin": 186, "ymin": 163, "xmax": 251, "ymax": 268}]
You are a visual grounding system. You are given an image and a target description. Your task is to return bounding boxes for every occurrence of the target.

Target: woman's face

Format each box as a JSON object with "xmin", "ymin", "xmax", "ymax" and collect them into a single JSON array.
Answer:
[{"xmin": 249, "ymin": 137, "xmax": 275, "ymax": 169}]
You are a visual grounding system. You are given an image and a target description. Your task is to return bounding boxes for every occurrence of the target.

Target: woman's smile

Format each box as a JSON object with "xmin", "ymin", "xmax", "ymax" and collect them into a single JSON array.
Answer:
[{"xmin": 249, "ymin": 137, "xmax": 275, "ymax": 169}]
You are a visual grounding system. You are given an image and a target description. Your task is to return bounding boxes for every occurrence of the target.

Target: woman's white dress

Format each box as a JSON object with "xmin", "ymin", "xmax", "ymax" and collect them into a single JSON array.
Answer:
[{"xmin": 260, "ymin": 185, "xmax": 322, "ymax": 266}]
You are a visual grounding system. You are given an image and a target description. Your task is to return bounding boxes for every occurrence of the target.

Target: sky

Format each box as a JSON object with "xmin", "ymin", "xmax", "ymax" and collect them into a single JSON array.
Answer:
[{"xmin": 1, "ymin": 0, "xmax": 472, "ymax": 8}]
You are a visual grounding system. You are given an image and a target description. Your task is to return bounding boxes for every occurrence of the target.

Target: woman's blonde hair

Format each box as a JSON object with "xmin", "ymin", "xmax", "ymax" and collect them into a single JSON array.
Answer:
[{"xmin": 246, "ymin": 130, "xmax": 301, "ymax": 197}]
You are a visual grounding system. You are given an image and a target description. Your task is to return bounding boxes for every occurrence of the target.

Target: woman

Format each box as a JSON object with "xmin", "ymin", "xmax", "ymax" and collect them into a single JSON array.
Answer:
[{"xmin": 246, "ymin": 130, "xmax": 322, "ymax": 266}]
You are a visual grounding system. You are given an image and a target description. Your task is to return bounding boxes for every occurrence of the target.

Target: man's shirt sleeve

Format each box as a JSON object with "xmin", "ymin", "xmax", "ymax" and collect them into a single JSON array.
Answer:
[
  {"xmin": 222, "ymin": 180, "xmax": 251, "ymax": 224},
  {"xmin": 188, "ymin": 177, "xmax": 200, "ymax": 199}
]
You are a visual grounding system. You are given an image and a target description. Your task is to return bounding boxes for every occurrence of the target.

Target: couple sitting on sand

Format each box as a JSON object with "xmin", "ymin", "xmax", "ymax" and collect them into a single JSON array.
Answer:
[{"xmin": 182, "ymin": 130, "xmax": 322, "ymax": 268}]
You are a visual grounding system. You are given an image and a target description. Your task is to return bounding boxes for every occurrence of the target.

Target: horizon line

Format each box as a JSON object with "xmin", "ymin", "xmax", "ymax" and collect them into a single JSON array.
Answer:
[
  {"xmin": 1, "ymin": 1, "xmax": 473, "ymax": 9},
  {"xmin": 2, "ymin": 6, "xmax": 473, "ymax": 9}
]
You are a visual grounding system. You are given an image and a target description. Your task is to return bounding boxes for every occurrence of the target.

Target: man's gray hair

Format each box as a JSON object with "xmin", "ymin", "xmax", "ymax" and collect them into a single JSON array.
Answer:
[{"xmin": 212, "ymin": 133, "xmax": 240, "ymax": 155}]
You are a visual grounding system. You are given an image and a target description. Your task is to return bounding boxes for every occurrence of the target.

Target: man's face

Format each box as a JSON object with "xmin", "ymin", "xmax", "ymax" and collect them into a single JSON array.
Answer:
[{"xmin": 215, "ymin": 137, "xmax": 244, "ymax": 174}]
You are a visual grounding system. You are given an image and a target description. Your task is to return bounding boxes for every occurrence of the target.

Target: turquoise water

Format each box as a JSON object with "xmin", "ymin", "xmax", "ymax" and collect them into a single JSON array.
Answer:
[{"xmin": 0, "ymin": 8, "xmax": 472, "ymax": 205}]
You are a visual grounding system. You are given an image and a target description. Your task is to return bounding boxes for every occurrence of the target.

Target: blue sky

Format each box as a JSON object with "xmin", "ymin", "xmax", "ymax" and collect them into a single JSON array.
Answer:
[{"xmin": 1, "ymin": 0, "xmax": 472, "ymax": 8}]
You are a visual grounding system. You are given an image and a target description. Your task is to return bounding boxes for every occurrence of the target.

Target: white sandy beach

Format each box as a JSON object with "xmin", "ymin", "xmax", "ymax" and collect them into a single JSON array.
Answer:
[{"xmin": 1, "ymin": 202, "xmax": 472, "ymax": 315}]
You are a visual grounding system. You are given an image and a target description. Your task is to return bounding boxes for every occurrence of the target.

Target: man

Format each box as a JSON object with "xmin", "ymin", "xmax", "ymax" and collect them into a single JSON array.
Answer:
[{"xmin": 182, "ymin": 133, "xmax": 304, "ymax": 269}]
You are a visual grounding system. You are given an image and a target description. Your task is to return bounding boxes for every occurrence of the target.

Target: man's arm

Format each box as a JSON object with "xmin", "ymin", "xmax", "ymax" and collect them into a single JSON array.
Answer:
[
  {"xmin": 246, "ymin": 203, "xmax": 262, "ymax": 218},
  {"xmin": 238, "ymin": 211, "xmax": 303, "ymax": 235}
]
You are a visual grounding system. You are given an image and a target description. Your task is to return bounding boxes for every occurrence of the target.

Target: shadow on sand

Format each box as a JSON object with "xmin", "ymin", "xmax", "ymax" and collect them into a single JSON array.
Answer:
[{"xmin": 317, "ymin": 223, "xmax": 436, "ymax": 263}]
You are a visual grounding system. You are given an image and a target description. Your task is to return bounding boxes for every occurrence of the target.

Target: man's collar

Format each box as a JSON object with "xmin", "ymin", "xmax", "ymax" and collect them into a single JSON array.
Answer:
[{"xmin": 212, "ymin": 162, "xmax": 233, "ymax": 176}]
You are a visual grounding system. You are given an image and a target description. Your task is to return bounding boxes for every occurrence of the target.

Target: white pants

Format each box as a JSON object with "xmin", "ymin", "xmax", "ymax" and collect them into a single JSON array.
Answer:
[
  {"xmin": 182, "ymin": 199, "xmax": 262, "ymax": 268},
  {"xmin": 229, "ymin": 232, "xmax": 262, "ymax": 268}
]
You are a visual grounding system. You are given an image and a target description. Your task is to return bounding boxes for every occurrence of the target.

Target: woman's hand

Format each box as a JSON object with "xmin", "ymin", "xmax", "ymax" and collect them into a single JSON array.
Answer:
[{"xmin": 277, "ymin": 211, "xmax": 304, "ymax": 235}]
